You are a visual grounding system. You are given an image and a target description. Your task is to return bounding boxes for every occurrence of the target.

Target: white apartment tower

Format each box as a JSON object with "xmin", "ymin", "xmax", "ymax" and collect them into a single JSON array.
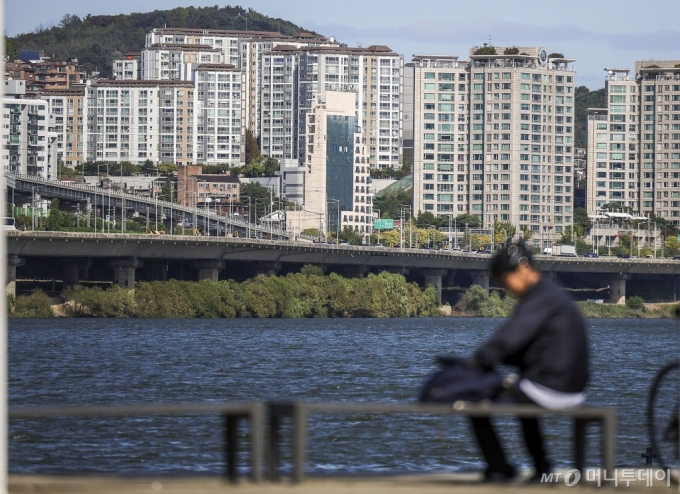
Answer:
[
  {"xmin": 2, "ymin": 80, "xmax": 57, "ymax": 177},
  {"xmin": 84, "ymin": 80, "xmax": 195, "ymax": 165},
  {"xmin": 413, "ymin": 47, "xmax": 577, "ymax": 241},
  {"xmin": 260, "ymin": 44, "xmax": 403, "ymax": 170},
  {"xmin": 587, "ymin": 61, "xmax": 680, "ymax": 224},
  {"xmin": 191, "ymin": 64, "xmax": 246, "ymax": 165}
]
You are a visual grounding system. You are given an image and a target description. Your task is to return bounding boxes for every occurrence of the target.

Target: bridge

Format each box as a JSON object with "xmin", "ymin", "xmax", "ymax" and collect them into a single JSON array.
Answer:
[
  {"xmin": 7, "ymin": 173, "xmax": 291, "ymax": 240},
  {"xmin": 7, "ymin": 231, "xmax": 680, "ymax": 304}
]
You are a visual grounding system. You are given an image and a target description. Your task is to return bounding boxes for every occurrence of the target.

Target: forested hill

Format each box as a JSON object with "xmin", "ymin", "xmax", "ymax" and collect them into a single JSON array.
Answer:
[
  {"xmin": 575, "ymin": 86, "xmax": 606, "ymax": 149},
  {"xmin": 9, "ymin": 6, "xmax": 317, "ymax": 78}
]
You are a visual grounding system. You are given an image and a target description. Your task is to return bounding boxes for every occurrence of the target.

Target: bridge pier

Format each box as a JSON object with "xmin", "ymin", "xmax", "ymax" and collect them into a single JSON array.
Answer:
[
  {"xmin": 610, "ymin": 274, "xmax": 630, "ymax": 305},
  {"xmin": 109, "ymin": 258, "xmax": 143, "ymax": 289},
  {"xmin": 343, "ymin": 266, "xmax": 367, "ymax": 279},
  {"xmin": 471, "ymin": 271, "xmax": 490, "ymax": 294},
  {"xmin": 7, "ymin": 255, "xmax": 25, "ymax": 298},
  {"xmin": 257, "ymin": 262, "xmax": 281, "ymax": 277},
  {"xmin": 61, "ymin": 258, "xmax": 91, "ymax": 289},
  {"xmin": 192, "ymin": 260, "xmax": 225, "ymax": 282},
  {"xmin": 421, "ymin": 268, "xmax": 447, "ymax": 305},
  {"xmin": 148, "ymin": 262, "xmax": 168, "ymax": 282}
]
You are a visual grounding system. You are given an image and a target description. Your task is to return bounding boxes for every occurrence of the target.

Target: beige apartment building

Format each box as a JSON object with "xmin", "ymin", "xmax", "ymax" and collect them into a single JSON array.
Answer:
[
  {"xmin": 287, "ymin": 92, "xmax": 372, "ymax": 236},
  {"xmin": 35, "ymin": 88, "xmax": 86, "ymax": 168},
  {"xmin": 413, "ymin": 47, "xmax": 577, "ymax": 242},
  {"xmin": 586, "ymin": 61, "xmax": 680, "ymax": 225}
]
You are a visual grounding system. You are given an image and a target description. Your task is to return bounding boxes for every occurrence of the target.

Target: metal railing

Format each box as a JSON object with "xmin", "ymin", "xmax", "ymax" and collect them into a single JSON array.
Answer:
[
  {"xmin": 7, "ymin": 173, "xmax": 292, "ymax": 239},
  {"xmin": 268, "ymin": 401, "xmax": 617, "ymax": 483},
  {"xmin": 9, "ymin": 402, "xmax": 265, "ymax": 482}
]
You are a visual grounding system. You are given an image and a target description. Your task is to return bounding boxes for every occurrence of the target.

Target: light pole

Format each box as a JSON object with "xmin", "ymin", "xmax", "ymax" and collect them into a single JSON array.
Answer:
[
  {"xmin": 97, "ymin": 164, "xmax": 108, "ymax": 233},
  {"xmin": 374, "ymin": 208, "xmax": 381, "ymax": 246},
  {"xmin": 637, "ymin": 219, "xmax": 649, "ymax": 257}
]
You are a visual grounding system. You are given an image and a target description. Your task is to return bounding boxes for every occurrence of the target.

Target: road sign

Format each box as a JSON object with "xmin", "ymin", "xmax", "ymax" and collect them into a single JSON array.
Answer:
[{"xmin": 373, "ymin": 219, "xmax": 394, "ymax": 230}]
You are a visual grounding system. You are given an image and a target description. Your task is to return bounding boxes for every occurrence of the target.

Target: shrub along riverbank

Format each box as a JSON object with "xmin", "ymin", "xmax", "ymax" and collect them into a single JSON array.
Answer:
[
  {"xmin": 8, "ymin": 273, "xmax": 678, "ymax": 319},
  {"xmin": 9, "ymin": 267, "xmax": 440, "ymax": 319},
  {"xmin": 451, "ymin": 285, "xmax": 678, "ymax": 319}
]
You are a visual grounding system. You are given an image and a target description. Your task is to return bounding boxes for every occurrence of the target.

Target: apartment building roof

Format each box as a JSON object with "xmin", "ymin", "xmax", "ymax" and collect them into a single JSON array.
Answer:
[
  {"xmin": 90, "ymin": 79, "xmax": 194, "ymax": 88},
  {"xmin": 150, "ymin": 27, "xmax": 327, "ymax": 41},
  {"xmin": 268, "ymin": 44, "xmax": 398, "ymax": 56},
  {"xmin": 27, "ymin": 88, "xmax": 85, "ymax": 97},
  {"xmin": 193, "ymin": 63, "xmax": 239, "ymax": 71},
  {"xmin": 146, "ymin": 43, "xmax": 222, "ymax": 52},
  {"xmin": 194, "ymin": 174, "xmax": 240, "ymax": 183}
]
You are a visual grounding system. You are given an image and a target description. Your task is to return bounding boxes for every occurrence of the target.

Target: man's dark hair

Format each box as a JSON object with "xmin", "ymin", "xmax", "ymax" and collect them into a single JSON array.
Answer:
[{"xmin": 490, "ymin": 240, "xmax": 534, "ymax": 279}]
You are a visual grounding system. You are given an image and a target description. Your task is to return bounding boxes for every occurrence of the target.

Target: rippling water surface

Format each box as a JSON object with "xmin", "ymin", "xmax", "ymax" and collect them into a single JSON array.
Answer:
[{"xmin": 8, "ymin": 317, "xmax": 678, "ymax": 475}]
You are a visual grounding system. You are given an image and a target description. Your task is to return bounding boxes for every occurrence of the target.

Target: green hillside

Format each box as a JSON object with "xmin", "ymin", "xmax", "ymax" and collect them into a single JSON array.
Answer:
[
  {"xmin": 9, "ymin": 5, "xmax": 317, "ymax": 77},
  {"xmin": 575, "ymin": 86, "xmax": 606, "ymax": 149}
]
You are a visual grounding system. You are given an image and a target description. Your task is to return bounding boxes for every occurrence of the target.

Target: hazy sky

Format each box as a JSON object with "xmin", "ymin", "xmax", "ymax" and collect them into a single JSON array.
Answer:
[{"xmin": 6, "ymin": 0, "xmax": 680, "ymax": 89}]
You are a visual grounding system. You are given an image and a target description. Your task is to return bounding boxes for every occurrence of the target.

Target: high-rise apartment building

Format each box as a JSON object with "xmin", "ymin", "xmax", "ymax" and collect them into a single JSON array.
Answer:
[
  {"xmin": 142, "ymin": 44, "xmax": 224, "ymax": 80},
  {"xmin": 412, "ymin": 47, "xmax": 576, "ymax": 241},
  {"xmin": 260, "ymin": 44, "xmax": 403, "ymax": 170},
  {"xmin": 191, "ymin": 64, "xmax": 246, "ymax": 165},
  {"xmin": 288, "ymin": 92, "xmax": 372, "ymax": 234},
  {"xmin": 37, "ymin": 88, "xmax": 86, "ymax": 168},
  {"xmin": 143, "ymin": 28, "xmax": 334, "ymax": 134},
  {"xmin": 84, "ymin": 80, "xmax": 195, "ymax": 165},
  {"xmin": 2, "ymin": 80, "xmax": 58, "ymax": 177},
  {"xmin": 586, "ymin": 61, "xmax": 680, "ymax": 224}
]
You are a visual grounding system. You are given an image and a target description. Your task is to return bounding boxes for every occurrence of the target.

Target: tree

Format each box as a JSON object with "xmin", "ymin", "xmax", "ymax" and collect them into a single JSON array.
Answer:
[
  {"xmin": 47, "ymin": 198, "xmax": 62, "ymax": 231},
  {"xmin": 455, "ymin": 213, "xmax": 482, "ymax": 229},
  {"xmin": 339, "ymin": 226, "xmax": 364, "ymax": 245},
  {"xmin": 573, "ymin": 207, "xmax": 592, "ymax": 232},
  {"xmin": 5, "ymin": 37, "xmax": 19, "ymax": 61},
  {"xmin": 240, "ymin": 181, "xmax": 282, "ymax": 220},
  {"xmin": 520, "ymin": 226, "xmax": 534, "ymax": 241},
  {"xmin": 141, "ymin": 159, "xmax": 156, "ymax": 176},
  {"xmin": 245, "ymin": 129, "xmax": 260, "ymax": 164},
  {"xmin": 372, "ymin": 189, "xmax": 412, "ymax": 220},
  {"xmin": 493, "ymin": 220, "xmax": 516, "ymax": 244},
  {"xmin": 234, "ymin": 155, "xmax": 279, "ymax": 177},
  {"xmin": 157, "ymin": 180, "xmax": 176, "ymax": 203},
  {"xmin": 157, "ymin": 163, "xmax": 178, "ymax": 176},
  {"xmin": 626, "ymin": 296, "xmax": 645, "ymax": 311},
  {"xmin": 10, "ymin": 6, "xmax": 316, "ymax": 78},
  {"xmin": 575, "ymin": 86, "xmax": 606, "ymax": 148},
  {"xmin": 664, "ymin": 236, "xmax": 679, "ymax": 257},
  {"xmin": 415, "ymin": 211, "xmax": 444, "ymax": 229}
]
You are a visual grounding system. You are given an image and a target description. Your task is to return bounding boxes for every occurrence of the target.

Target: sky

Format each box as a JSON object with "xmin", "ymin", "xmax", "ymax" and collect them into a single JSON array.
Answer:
[{"xmin": 5, "ymin": 0, "xmax": 680, "ymax": 89}]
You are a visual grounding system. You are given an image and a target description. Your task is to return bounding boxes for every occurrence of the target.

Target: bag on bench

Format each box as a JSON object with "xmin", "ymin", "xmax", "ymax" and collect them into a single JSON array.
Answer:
[{"xmin": 419, "ymin": 356, "xmax": 503, "ymax": 403}]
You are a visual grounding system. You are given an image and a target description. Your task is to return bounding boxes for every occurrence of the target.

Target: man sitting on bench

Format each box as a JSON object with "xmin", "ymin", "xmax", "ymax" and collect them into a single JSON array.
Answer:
[{"xmin": 471, "ymin": 240, "xmax": 590, "ymax": 482}]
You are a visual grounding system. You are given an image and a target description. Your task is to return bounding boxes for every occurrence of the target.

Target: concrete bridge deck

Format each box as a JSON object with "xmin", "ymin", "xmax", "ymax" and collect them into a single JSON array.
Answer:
[
  {"xmin": 8, "ymin": 473, "xmax": 673, "ymax": 493},
  {"xmin": 7, "ymin": 231, "xmax": 680, "ymax": 275}
]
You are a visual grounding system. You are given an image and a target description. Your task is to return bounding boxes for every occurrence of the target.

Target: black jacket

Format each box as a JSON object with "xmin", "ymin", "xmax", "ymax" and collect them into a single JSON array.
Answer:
[{"xmin": 473, "ymin": 276, "xmax": 589, "ymax": 393}]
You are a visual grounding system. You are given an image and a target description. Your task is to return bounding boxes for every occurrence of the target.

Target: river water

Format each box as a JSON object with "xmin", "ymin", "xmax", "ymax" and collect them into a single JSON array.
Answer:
[{"xmin": 8, "ymin": 318, "xmax": 678, "ymax": 475}]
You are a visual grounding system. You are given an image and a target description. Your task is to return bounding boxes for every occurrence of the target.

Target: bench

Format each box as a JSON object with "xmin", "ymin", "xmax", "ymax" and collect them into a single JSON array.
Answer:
[
  {"xmin": 267, "ymin": 401, "xmax": 617, "ymax": 483},
  {"xmin": 9, "ymin": 402, "xmax": 265, "ymax": 482}
]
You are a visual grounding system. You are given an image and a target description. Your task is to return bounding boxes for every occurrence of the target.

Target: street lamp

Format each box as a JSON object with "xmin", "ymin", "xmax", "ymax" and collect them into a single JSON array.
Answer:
[
  {"xmin": 374, "ymin": 208, "xmax": 381, "ymax": 246},
  {"xmin": 97, "ymin": 163, "xmax": 108, "ymax": 233}
]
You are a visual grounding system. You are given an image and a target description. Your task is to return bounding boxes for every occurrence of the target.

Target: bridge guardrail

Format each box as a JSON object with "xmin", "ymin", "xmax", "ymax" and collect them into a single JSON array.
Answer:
[{"xmin": 7, "ymin": 173, "xmax": 292, "ymax": 238}]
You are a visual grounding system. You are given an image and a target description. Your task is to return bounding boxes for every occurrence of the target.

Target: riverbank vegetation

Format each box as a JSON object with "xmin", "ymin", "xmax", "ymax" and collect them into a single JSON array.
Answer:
[
  {"xmin": 9, "ymin": 277, "xmax": 678, "ymax": 320},
  {"xmin": 449, "ymin": 286, "xmax": 678, "ymax": 319},
  {"xmin": 10, "ymin": 268, "xmax": 440, "ymax": 319}
]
